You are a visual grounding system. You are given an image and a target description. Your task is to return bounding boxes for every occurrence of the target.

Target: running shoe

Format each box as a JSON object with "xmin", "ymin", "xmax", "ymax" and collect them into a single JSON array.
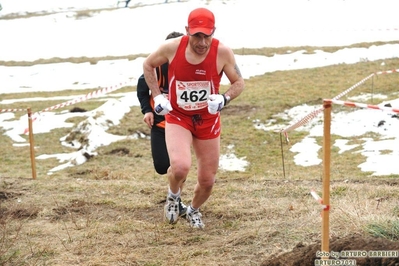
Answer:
[
  {"xmin": 186, "ymin": 208, "xmax": 205, "ymax": 229},
  {"xmin": 164, "ymin": 196, "xmax": 180, "ymax": 224},
  {"xmin": 178, "ymin": 198, "xmax": 187, "ymax": 218}
]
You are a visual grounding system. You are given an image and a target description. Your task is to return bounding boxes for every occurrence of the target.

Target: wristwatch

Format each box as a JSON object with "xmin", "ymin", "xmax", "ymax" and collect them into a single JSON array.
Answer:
[{"xmin": 223, "ymin": 94, "xmax": 231, "ymax": 106}]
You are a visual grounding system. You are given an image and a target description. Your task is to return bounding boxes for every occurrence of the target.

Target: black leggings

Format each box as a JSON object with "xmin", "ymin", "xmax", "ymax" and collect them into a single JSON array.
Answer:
[{"xmin": 151, "ymin": 125, "xmax": 170, "ymax": 175}]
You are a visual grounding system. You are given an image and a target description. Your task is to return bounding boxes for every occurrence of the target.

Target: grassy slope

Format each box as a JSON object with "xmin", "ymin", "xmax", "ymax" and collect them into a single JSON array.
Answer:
[{"xmin": 1, "ymin": 46, "xmax": 399, "ymax": 265}]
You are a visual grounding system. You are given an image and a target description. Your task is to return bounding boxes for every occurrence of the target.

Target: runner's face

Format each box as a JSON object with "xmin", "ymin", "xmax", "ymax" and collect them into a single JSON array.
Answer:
[{"xmin": 187, "ymin": 32, "xmax": 213, "ymax": 55}]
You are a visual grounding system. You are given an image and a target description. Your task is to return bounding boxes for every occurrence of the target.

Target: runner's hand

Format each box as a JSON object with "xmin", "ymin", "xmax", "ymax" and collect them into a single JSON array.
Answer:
[
  {"xmin": 154, "ymin": 95, "xmax": 172, "ymax": 115},
  {"xmin": 143, "ymin": 112, "xmax": 154, "ymax": 129},
  {"xmin": 207, "ymin": 94, "xmax": 225, "ymax": 114}
]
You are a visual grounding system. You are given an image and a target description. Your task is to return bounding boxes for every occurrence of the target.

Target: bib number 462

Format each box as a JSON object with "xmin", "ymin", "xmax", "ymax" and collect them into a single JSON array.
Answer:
[{"xmin": 180, "ymin": 90, "xmax": 207, "ymax": 103}]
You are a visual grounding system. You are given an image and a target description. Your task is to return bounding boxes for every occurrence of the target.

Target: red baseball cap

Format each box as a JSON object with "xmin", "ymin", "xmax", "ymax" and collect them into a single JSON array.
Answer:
[{"xmin": 187, "ymin": 8, "xmax": 215, "ymax": 35}]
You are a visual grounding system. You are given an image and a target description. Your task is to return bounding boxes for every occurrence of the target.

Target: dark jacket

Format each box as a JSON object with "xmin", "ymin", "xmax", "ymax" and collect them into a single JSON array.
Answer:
[{"xmin": 137, "ymin": 63, "xmax": 169, "ymax": 128}]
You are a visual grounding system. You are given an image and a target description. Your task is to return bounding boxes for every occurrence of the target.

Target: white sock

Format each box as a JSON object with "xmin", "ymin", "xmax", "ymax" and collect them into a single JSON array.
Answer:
[{"xmin": 168, "ymin": 187, "xmax": 180, "ymax": 198}]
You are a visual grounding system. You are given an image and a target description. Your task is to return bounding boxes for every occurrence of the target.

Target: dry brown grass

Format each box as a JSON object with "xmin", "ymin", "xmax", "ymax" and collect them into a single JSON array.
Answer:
[
  {"xmin": 2, "ymin": 176, "xmax": 399, "ymax": 265},
  {"xmin": 1, "ymin": 45, "xmax": 399, "ymax": 265}
]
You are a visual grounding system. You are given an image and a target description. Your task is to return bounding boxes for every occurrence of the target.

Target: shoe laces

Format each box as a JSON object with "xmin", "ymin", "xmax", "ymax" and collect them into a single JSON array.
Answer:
[{"xmin": 166, "ymin": 196, "xmax": 179, "ymax": 211}]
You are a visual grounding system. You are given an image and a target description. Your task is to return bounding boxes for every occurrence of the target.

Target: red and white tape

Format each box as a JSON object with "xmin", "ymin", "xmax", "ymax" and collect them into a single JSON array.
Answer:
[
  {"xmin": 281, "ymin": 106, "xmax": 324, "ymax": 142},
  {"xmin": 281, "ymin": 69, "xmax": 399, "ymax": 137},
  {"xmin": 375, "ymin": 69, "xmax": 399, "ymax": 75},
  {"xmin": 311, "ymin": 190, "xmax": 322, "ymax": 203},
  {"xmin": 1, "ymin": 80, "xmax": 130, "ymax": 115},
  {"xmin": 41, "ymin": 81, "xmax": 129, "ymax": 113},
  {"xmin": 22, "ymin": 80, "xmax": 130, "ymax": 134},
  {"xmin": 311, "ymin": 189, "xmax": 329, "ymax": 211},
  {"xmin": 0, "ymin": 108, "xmax": 26, "ymax": 113},
  {"xmin": 324, "ymin": 99, "xmax": 399, "ymax": 113},
  {"xmin": 331, "ymin": 73, "xmax": 375, "ymax": 101}
]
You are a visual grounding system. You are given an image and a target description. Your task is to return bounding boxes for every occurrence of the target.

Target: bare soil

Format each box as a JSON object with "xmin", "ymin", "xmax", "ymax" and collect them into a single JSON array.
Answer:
[{"xmin": 262, "ymin": 234, "xmax": 399, "ymax": 266}]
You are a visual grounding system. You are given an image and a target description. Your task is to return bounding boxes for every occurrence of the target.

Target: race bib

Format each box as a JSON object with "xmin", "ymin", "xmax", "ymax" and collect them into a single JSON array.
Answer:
[{"xmin": 176, "ymin": 80, "xmax": 211, "ymax": 111}]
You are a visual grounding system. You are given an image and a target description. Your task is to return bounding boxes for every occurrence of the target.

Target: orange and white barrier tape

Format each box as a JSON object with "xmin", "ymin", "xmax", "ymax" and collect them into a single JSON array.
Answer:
[
  {"xmin": 281, "ymin": 69, "xmax": 398, "ymax": 139},
  {"xmin": 331, "ymin": 73, "xmax": 375, "ymax": 101},
  {"xmin": 41, "ymin": 81, "xmax": 129, "ymax": 113},
  {"xmin": 324, "ymin": 99, "xmax": 399, "ymax": 113},
  {"xmin": 281, "ymin": 106, "xmax": 324, "ymax": 142},
  {"xmin": 311, "ymin": 190, "xmax": 323, "ymax": 204},
  {"xmin": 375, "ymin": 68, "xmax": 399, "ymax": 75},
  {"xmin": 22, "ymin": 80, "xmax": 131, "ymax": 134},
  {"xmin": 0, "ymin": 108, "xmax": 26, "ymax": 113},
  {"xmin": 311, "ymin": 189, "xmax": 329, "ymax": 211}
]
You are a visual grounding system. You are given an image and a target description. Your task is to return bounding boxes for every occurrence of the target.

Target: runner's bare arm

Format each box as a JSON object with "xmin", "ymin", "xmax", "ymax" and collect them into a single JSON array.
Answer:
[
  {"xmin": 143, "ymin": 45, "xmax": 169, "ymax": 97},
  {"xmin": 219, "ymin": 45, "xmax": 245, "ymax": 101},
  {"xmin": 143, "ymin": 39, "xmax": 181, "ymax": 97}
]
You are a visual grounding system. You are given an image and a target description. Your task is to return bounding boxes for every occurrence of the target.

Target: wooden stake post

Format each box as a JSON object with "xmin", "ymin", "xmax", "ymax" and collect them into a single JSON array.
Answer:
[
  {"xmin": 27, "ymin": 108, "xmax": 37, "ymax": 179},
  {"xmin": 322, "ymin": 101, "xmax": 332, "ymax": 257}
]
